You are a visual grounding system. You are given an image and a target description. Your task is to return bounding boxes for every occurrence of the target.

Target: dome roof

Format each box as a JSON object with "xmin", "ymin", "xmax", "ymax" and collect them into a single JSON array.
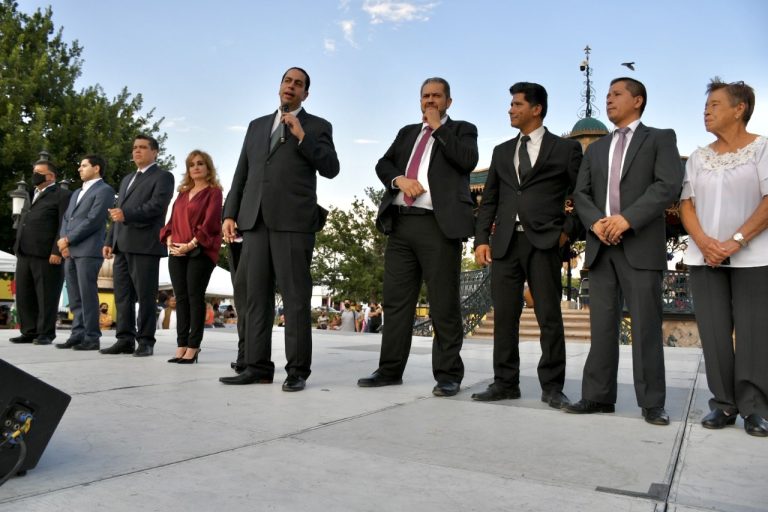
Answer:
[{"xmin": 571, "ymin": 117, "xmax": 608, "ymax": 133}]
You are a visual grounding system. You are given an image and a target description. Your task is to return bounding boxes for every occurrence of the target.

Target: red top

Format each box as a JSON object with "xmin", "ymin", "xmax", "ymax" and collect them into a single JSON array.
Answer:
[{"xmin": 159, "ymin": 187, "xmax": 223, "ymax": 264}]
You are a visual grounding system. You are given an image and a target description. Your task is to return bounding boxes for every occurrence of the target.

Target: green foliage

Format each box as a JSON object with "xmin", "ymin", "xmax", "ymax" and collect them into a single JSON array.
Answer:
[
  {"xmin": 0, "ymin": 0, "xmax": 173, "ymax": 252},
  {"xmin": 312, "ymin": 187, "xmax": 387, "ymax": 302}
]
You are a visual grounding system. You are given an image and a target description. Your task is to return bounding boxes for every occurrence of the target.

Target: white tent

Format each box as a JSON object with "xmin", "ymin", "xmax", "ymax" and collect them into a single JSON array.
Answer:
[
  {"xmin": 158, "ymin": 263, "xmax": 234, "ymax": 298},
  {"xmin": 0, "ymin": 250, "xmax": 16, "ymax": 273}
]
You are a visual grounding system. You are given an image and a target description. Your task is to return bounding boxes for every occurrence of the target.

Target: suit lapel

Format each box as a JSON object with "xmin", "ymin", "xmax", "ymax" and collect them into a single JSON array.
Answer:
[
  {"xmin": 621, "ymin": 123, "xmax": 648, "ymax": 179},
  {"xmin": 31, "ymin": 184, "xmax": 56, "ymax": 208},
  {"xmin": 70, "ymin": 189, "xmax": 83, "ymax": 214},
  {"xmin": 123, "ymin": 164, "xmax": 156, "ymax": 202},
  {"xmin": 521, "ymin": 129, "xmax": 555, "ymax": 185}
]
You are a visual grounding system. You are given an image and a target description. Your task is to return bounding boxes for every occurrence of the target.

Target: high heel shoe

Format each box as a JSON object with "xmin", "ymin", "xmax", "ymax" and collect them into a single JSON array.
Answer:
[
  {"xmin": 177, "ymin": 348, "xmax": 200, "ymax": 364},
  {"xmin": 168, "ymin": 347, "xmax": 188, "ymax": 363}
]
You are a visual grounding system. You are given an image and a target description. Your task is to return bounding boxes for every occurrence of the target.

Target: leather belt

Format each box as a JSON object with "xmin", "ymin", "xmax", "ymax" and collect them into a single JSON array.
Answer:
[
  {"xmin": 392, "ymin": 205, "xmax": 434, "ymax": 216},
  {"xmin": 515, "ymin": 222, "xmax": 525, "ymax": 232}
]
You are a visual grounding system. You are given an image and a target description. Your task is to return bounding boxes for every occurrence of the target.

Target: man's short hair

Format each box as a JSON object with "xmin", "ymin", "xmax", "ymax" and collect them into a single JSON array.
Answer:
[
  {"xmin": 509, "ymin": 82, "xmax": 548, "ymax": 119},
  {"xmin": 282, "ymin": 67, "xmax": 311, "ymax": 92},
  {"xmin": 421, "ymin": 77, "xmax": 451, "ymax": 99},
  {"xmin": 135, "ymin": 134, "xmax": 159, "ymax": 151},
  {"xmin": 84, "ymin": 154, "xmax": 107, "ymax": 178},
  {"xmin": 610, "ymin": 77, "xmax": 647, "ymax": 115},
  {"xmin": 706, "ymin": 77, "xmax": 755, "ymax": 124},
  {"xmin": 33, "ymin": 160, "xmax": 57, "ymax": 175}
]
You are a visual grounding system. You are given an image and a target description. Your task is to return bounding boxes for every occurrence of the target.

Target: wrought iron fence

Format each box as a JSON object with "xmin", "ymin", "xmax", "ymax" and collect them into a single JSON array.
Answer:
[
  {"xmin": 412, "ymin": 267, "xmax": 492, "ymax": 337},
  {"xmin": 619, "ymin": 270, "xmax": 694, "ymax": 344}
]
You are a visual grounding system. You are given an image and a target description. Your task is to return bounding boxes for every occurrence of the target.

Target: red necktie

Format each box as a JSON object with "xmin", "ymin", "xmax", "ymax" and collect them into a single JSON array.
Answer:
[{"xmin": 403, "ymin": 126, "xmax": 433, "ymax": 206}]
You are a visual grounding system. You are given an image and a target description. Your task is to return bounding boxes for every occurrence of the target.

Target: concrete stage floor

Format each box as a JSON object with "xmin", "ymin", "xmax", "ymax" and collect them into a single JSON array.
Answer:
[{"xmin": 0, "ymin": 327, "xmax": 764, "ymax": 512}]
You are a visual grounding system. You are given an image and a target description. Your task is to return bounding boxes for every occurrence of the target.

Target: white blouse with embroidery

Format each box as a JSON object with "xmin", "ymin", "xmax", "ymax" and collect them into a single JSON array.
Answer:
[{"xmin": 681, "ymin": 136, "xmax": 768, "ymax": 267}]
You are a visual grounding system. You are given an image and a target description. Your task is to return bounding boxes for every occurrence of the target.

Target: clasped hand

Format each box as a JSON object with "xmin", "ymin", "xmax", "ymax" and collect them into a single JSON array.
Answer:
[{"xmin": 593, "ymin": 215, "xmax": 630, "ymax": 245}]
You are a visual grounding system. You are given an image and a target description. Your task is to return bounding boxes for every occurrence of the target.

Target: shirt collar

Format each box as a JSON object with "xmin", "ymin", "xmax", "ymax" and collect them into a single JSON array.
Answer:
[{"xmin": 614, "ymin": 119, "xmax": 641, "ymax": 136}]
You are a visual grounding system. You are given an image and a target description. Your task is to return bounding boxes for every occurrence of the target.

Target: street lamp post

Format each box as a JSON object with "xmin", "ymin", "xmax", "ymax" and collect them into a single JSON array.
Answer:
[{"xmin": 8, "ymin": 180, "xmax": 30, "ymax": 230}]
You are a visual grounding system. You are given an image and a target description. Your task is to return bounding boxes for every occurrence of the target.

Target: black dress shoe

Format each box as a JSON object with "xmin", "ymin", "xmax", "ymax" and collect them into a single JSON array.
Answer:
[
  {"xmin": 10, "ymin": 335, "xmax": 35, "ymax": 344},
  {"xmin": 56, "ymin": 339, "xmax": 82, "ymax": 349},
  {"xmin": 542, "ymin": 390, "xmax": 571, "ymax": 409},
  {"xmin": 219, "ymin": 368, "xmax": 274, "ymax": 385},
  {"xmin": 100, "ymin": 342, "xmax": 135, "ymax": 355},
  {"xmin": 231, "ymin": 362, "xmax": 246, "ymax": 374},
  {"xmin": 471, "ymin": 384, "xmax": 521, "ymax": 401},
  {"xmin": 133, "ymin": 344, "xmax": 154, "ymax": 357},
  {"xmin": 642, "ymin": 407, "xmax": 670, "ymax": 425},
  {"xmin": 743, "ymin": 414, "xmax": 768, "ymax": 437},
  {"xmin": 72, "ymin": 340, "xmax": 100, "ymax": 351},
  {"xmin": 433, "ymin": 381, "xmax": 460, "ymax": 397},
  {"xmin": 701, "ymin": 409, "xmax": 737, "ymax": 429},
  {"xmin": 357, "ymin": 371, "xmax": 403, "ymax": 388},
  {"xmin": 32, "ymin": 337, "xmax": 52, "ymax": 345},
  {"xmin": 564, "ymin": 399, "xmax": 615, "ymax": 414},
  {"xmin": 282, "ymin": 375, "xmax": 306, "ymax": 392}
]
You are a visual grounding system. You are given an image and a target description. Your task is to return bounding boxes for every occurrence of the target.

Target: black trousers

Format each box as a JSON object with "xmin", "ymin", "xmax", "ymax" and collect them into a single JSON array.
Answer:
[
  {"xmin": 236, "ymin": 219, "xmax": 315, "ymax": 379},
  {"xmin": 113, "ymin": 251, "xmax": 161, "ymax": 347},
  {"xmin": 491, "ymin": 231, "xmax": 566, "ymax": 392},
  {"xmin": 582, "ymin": 245, "xmax": 666, "ymax": 408},
  {"xmin": 378, "ymin": 212, "xmax": 464, "ymax": 383},
  {"xmin": 690, "ymin": 265, "xmax": 768, "ymax": 418},
  {"xmin": 168, "ymin": 252, "xmax": 215, "ymax": 348},
  {"xmin": 15, "ymin": 254, "xmax": 64, "ymax": 340},
  {"xmin": 227, "ymin": 242, "xmax": 246, "ymax": 365}
]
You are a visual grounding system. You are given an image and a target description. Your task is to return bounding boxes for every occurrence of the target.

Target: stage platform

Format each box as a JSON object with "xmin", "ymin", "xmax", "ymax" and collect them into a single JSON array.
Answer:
[{"xmin": 0, "ymin": 327, "xmax": 764, "ymax": 511}]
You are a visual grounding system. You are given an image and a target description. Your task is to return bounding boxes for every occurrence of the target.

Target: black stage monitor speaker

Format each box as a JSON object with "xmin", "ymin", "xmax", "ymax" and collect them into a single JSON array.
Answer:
[{"xmin": 0, "ymin": 359, "xmax": 71, "ymax": 476}]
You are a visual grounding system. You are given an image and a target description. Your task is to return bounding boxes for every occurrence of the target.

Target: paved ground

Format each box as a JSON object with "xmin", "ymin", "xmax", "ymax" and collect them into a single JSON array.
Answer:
[{"xmin": 0, "ymin": 327, "xmax": 765, "ymax": 512}]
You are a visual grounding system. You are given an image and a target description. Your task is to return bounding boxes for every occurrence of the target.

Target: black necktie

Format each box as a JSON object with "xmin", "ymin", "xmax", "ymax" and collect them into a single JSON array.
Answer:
[{"xmin": 518, "ymin": 135, "xmax": 532, "ymax": 180}]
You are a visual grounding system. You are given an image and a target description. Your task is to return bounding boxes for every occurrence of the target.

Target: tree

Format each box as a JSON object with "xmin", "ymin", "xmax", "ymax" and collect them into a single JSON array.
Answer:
[
  {"xmin": 312, "ymin": 187, "xmax": 387, "ymax": 302},
  {"xmin": 0, "ymin": 1, "xmax": 173, "ymax": 252}
]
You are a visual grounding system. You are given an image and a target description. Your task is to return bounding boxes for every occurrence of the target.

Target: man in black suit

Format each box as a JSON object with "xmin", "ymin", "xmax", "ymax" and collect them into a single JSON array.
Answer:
[
  {"xmin": 219, "ymin": 67, "xmax": 339, "ymax": 391},
  {"xmin": 56, "ymin": 155, "xmax": 115, "ymax": 351},
  {"xmin": 567, "ymin": 78, "xmax": 683, "ymax": 425},
  {"xmin": 472, "ymin": 82, "xmax": 583, "ymax": 408},
  {"xmin": 357, "ymin": 77, "xmax": 478, "ymax": 397},
  {"xmin": 100, "ymin": 135, "xmax": 174, "ymax": 357},
  {"xmin": 10, "ymin": 159, "xmax": 71, "ymax": 345}
]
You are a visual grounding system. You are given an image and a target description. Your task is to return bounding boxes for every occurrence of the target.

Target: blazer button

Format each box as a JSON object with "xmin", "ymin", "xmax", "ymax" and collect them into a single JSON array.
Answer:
[{"xmin": 517, "ymin": 191, "xmax": 522, "ymax": 196}]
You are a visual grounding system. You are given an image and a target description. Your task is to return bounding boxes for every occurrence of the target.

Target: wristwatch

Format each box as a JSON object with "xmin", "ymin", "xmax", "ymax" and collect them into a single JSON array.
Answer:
[{"xmin": 732, "ymin": 232, "xmax": 747, "ymax": 248}]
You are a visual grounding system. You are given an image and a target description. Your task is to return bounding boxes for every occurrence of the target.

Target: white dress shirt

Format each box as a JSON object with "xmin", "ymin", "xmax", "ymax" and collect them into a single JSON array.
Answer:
[
  {"xmin": 77, "ymin": 178, "xmax": 102, "ymax": 204},
  {"xmin": 605, "ymin": 118, "xmax": 641, "ymax": 216},
  {"xmin": 393, "ymin": 116, "xmax": 448, "ymax": 209}
]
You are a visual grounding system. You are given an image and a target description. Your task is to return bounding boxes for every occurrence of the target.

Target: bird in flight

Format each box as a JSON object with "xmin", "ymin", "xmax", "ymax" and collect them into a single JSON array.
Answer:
[{"xmin": 621, "ymin": 62, "xmax": 636, "ymax": 71}]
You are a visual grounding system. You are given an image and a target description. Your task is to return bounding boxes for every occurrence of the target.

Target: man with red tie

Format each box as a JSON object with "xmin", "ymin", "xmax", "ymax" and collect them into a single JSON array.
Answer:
[{"xmin": 357, "ymin": 77, "xmax": 478, "ymax": 397}]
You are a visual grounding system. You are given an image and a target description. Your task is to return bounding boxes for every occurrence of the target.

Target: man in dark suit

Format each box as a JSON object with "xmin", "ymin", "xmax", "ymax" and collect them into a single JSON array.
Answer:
[
  {"xmin": 567, "ymin": 78, "xmax": 683, "ymax": 425},
  {"xmin": 100, "ymin": 135, "xmax": 174, "ymax": 357},
  {"xmin": 357, "ymin": 77, "xmax": 478, "ymax": 397},
  {"xmin": 219, "ymin": 67, "xmax": 339, "ymax": 391},
  {"xmin": 56, "ymin": 155, "xmax": 115, "ymax": 351},
  {"xmin": 473, "ymin": 82, "xmax": 583, "ymax": 408},
  {"xmin": 10, "ymin": 159, "xmax": 71, "ymax": 345}
]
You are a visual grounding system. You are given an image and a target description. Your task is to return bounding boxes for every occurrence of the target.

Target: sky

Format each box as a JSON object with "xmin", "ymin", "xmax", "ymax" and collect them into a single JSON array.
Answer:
[{"xmin": 16, "ymin": 0, "xmax": 768, "ymax": 210}]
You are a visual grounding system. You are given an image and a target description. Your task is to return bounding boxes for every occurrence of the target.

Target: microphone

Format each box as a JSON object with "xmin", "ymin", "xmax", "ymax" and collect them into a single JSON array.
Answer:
[{"xmin": 278, "ymin": 104, "xmax": 289, "ymax": 144}]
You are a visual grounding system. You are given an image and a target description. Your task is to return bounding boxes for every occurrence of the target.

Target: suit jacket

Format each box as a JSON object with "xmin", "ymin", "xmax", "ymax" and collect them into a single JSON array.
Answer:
[
  {"xmin": 475, "ymin": 129, "xmax": 583, "ymax": 257},
  {"xmin": 573, "ymin": 123, "xmax": 683, "ymax": 270},
  {"xmin": 14, "ymin": 184, "xmax": 71, "ymax": 258},
  {"xmin": 60, "ymin": 179, "xmax": 116, "ymax": 258},
  {"xmin": 376, "ymin": 117, "xmax": 479, "ymax": 239},
  {"xmin": 223, "ymin": 109, "xmax": 340, "ymax": 233},
  {"xmin": 105, "ymin": 164, "xmax": 175, "ymax": 256}
]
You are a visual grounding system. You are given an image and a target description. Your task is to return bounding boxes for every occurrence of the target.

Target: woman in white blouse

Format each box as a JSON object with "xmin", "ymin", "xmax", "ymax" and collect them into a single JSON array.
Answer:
[{"xmin": 680, "ymin": 78, "xmax": 768, "ymax": 437}]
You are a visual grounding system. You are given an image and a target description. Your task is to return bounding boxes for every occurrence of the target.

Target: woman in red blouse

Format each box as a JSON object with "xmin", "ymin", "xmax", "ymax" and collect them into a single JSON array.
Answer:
[{"xmin": 160, "ymin": 150, "xmax": 223, "ymax": 364}]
